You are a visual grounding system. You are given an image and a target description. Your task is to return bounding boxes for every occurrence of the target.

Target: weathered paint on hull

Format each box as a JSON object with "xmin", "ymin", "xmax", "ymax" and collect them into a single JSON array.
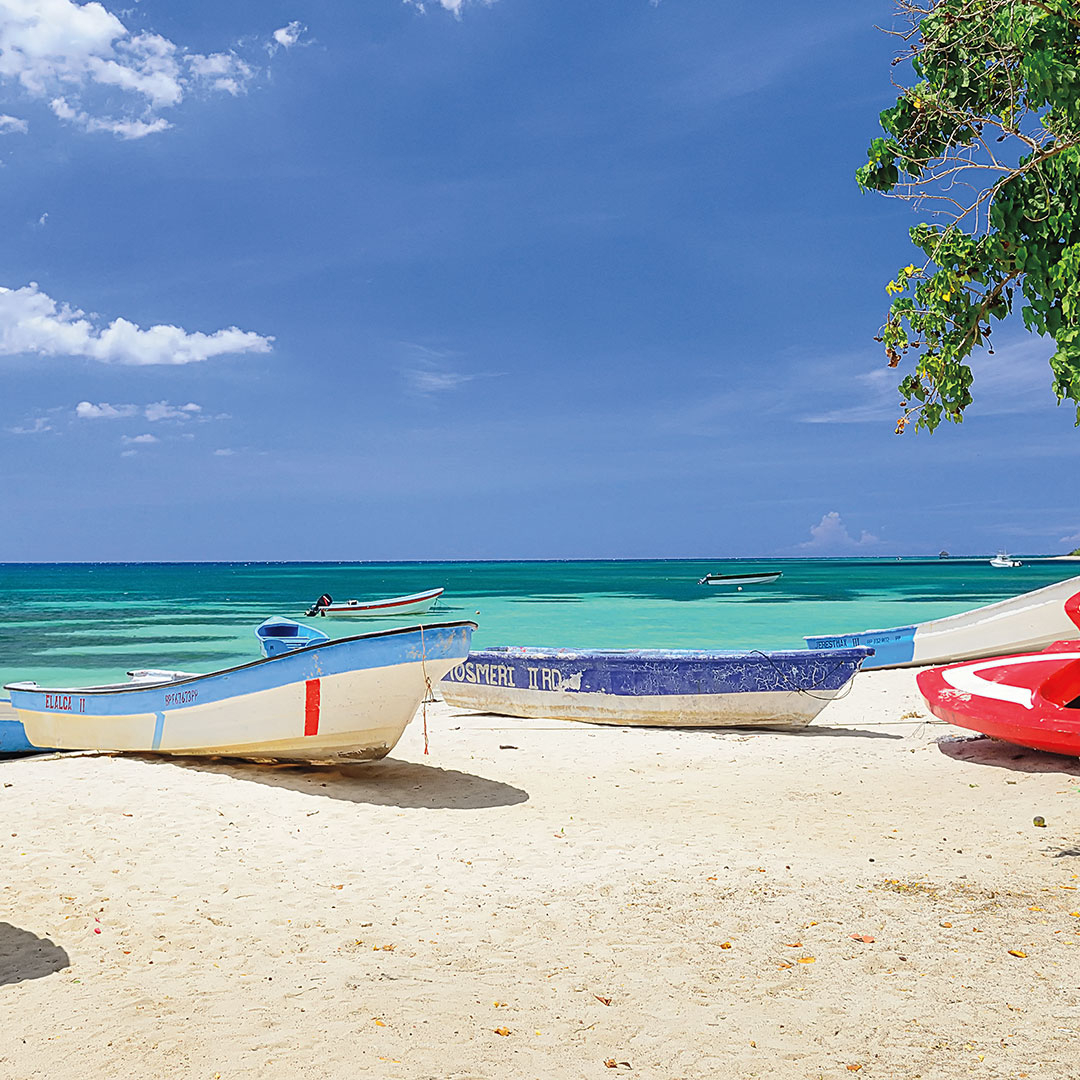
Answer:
[
  {"xmin": 805, "ymin": 574, "xmax": 1080, "ymax": 669},
  {"xmin": 8, "ymin": 622, "xmax": 474, "ymax": 762},
  {"xmin": 439, "ymin": 682, "xmax": 841, "ymax": 727},
  {"xmin": 439, "ymin": 645, "xmax": 871, "ymax": 728}
]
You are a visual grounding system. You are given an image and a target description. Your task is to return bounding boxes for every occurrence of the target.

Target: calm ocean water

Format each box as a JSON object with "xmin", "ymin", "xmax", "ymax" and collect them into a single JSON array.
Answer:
[{"xmin": 1, "ymin": 558, "xmax": 1077, "ymax": 689}]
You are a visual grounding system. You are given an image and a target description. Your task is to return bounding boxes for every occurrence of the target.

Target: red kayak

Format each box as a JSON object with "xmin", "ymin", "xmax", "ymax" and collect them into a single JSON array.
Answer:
[{"xmin": 917, "ymin": 640, "xmax": 1080, "ymax": 757}]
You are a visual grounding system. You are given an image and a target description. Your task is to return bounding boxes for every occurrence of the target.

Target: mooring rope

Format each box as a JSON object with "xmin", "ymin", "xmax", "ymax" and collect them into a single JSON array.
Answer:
[{"xmin": 419, "ymin": 624, "xmax": 433, "ymax": 755}]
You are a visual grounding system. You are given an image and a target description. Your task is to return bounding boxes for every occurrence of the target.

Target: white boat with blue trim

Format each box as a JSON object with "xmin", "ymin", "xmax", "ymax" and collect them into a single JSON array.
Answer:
[
  {"xmin": 804, "ymin": 575, "xmax": 1080, "ymax": 670},
  {"xmin": 5, "ymin": 621, "xmax": 475, "ymax": 762},
  {"xmin": 440, "ymin": 645, "xmax": 872, "ymax": 727}
]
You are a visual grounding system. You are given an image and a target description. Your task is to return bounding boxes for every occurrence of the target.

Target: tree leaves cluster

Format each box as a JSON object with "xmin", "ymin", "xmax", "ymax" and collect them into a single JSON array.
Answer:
[{"xmin": 859, "ymin": 0, "xmax": 1080, "ymax": 432}]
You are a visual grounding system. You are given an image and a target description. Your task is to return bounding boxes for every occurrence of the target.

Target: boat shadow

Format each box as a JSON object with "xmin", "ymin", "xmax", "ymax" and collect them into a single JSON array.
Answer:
[
  {"xmin": 0, "ymin": 923, "xmax": 70, "ymax": 987},
  {"xmin": 936, "ymin": 735, "xmax": 1080, "ymax": 775},
  {"xmin": 149, "ymin": 756, "xmax": 530, "ymax": 810},
  {"xmin": 787, "ymin": 724, "xmax": 904, "ymax": 740}
]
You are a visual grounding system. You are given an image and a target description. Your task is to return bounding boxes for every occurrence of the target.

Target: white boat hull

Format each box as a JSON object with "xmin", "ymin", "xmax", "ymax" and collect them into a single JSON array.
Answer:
[
  {"xmin": 19, "ymin": 662, "xmax": 435, "ymax": 761},
  {"xmin": 313, "ymin": 588, "xmax": 445, "ymax": 618},
  {"xmin": 7, "ymin": 622, "xmax": 475, "ymax": 762},
  {"xmin": 322, "ymin": 596, "xmax": 440, "ymax": 617},
  {"xmin": 439, "ymin": 682, "xmax": 843, "ymax": 727},
  {"xmin": 806, "ymin": 575, "xmax": 1080, "ymax": 669}
]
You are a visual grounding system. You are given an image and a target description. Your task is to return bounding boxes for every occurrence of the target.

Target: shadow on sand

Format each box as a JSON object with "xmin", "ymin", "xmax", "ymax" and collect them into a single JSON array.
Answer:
[
  {"xmin": 0, "ymin": 924, "xmax": 69, "ymax": 987},
  {"xmin": 451, "ymin": 711, "xmax": 903, "ymax": 740},
  {"xmin": 784, "ymin": 724, "xmax": 904, "ymax": 741},
  {"xmin": 937, "ymin": 735, "xmax": 1080, "ymax": 776},
  {"xmin": 141, "ymin": 755, "xmax": 529, "ymax": 810}
]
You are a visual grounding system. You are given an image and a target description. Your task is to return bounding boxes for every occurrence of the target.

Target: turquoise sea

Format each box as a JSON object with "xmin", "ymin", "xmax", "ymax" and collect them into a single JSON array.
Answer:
[{"xmin": 1, "ymin": 558, "xmax": 1079, "ymax": 690}]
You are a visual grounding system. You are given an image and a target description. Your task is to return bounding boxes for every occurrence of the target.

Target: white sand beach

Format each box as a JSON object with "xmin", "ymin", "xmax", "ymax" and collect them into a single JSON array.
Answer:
[{"xmin": 1, "ymin": 668, "xmax": 1078, "ymax": 1079}]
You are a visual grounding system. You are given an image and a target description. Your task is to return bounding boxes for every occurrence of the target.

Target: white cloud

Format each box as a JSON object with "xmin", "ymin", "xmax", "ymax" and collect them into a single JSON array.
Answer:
[
  {"xmin": 0, "ymin": 111, "xmax": 26, "ymax": 132},
  {"xmin": 76, "ymin": 399, "xmax": 205, "ymax": 421},
  {"xmin": 404, "ymin": 0, "xmax": 496, "ymax": 16},
  {"xmin": 50, "ymin": 94, "xmax": 169, "ymax": 138},
  {"xmin": 0, "ymin": 0, "xmax": 261, "ymax": 138},
  {"xmin": 0, "ymin": 282, "xmax": 272, "ymax": 364},
  {"xmin": 144, "ymin": 400, "xmax": 200, "ymax": 421},
  {"xmin": 799, "ymin": 334, "xmax": 1059, "ymax": 426},
  {"xmin": 76, "ymin": 399, "xmax": 204, "ymax": 419},
  {"xmin": 8, "ymin": 415, "xmax": 50, "ymax": 433},
  {"xmin": 272, "ymin": 21, "xmax": 304, "ymax": 48},
  {"xmin": 401, "ymin": 342, "xmax": 503, "ymax": 396},
  {"xmin": 75, "ymin": 399, "xmax": 137, "ymax": 418},
  {"xmin": 36, "ymin": 210, "xmax": 46, "ymax": 225},
  {"xmin": 213, "ymin": 447, "xmax": 235, "ymax": 456},
  {"xmin": 121, "ymin": 432, "xmax": 157, "ymax": 444},
  {"xmin": 799, "ymin": 511, "xmax": 881, "ymax": 552}
]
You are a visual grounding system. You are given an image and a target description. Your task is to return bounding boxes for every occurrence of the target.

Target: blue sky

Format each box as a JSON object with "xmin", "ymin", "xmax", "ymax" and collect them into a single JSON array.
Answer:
[{"xmin": 2, "ymin": 0, "xmax": 1078, "ymax": 561}]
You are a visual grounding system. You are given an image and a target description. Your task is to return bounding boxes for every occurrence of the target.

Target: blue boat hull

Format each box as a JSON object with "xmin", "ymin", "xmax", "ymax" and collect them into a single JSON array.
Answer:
[
  {"xmin": 804, "ymin": 628, "xmax": 917, "ymax": 669},
  {"xmin": 440, "ymin": 646, "xmax": 872, "ymax": 727}
]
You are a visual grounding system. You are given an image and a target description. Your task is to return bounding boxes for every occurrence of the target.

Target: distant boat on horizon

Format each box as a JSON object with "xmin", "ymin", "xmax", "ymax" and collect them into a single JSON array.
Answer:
[
  {"xmin": 990, "ymin": 552, "xmax": 1023, "ymax": 568},
  {"xmin": 697, "ymin": 570, "xmax": 782, "ymax": 587}
]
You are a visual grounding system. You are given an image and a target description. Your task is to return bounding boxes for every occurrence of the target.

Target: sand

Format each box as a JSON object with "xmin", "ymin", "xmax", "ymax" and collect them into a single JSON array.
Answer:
[{"xmin": 1, "ymin": 668, "xmax": 1078, "ymax": 1079}]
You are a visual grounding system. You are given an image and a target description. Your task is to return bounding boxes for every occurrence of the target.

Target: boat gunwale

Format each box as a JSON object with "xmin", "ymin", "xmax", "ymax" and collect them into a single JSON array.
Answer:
[
  {"xmin": 460, "ymin": 645, "xmax": 872, "ymax": 663},
  {"xmin": 4, "ymin": 619, "xmax": 478, "ymax": 696}
]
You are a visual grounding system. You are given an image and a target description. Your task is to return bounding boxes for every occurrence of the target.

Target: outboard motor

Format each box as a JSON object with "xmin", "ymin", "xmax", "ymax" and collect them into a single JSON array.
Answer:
[{"xmin": 305, "ymin": 593, "xmax": 333, "ymax": 617}]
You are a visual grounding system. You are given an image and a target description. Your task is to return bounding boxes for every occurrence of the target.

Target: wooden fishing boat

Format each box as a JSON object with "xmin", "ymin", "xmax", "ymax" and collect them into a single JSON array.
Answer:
[
  {"xmin": 5, "ymin": 621, "xmax": 475, "ymax": 762},
  {"xmin": 256, "ymin": 616, "xmax": 329, "ymax": 658},
  {"xmin": 305, "ymin": 587, "xmax": 444, "ymax": 618},
  {"xmin": 698, "ymin": 571, "xmax": 782, "ymax": 586},
  {"xmin": 439, "ymin": 645, "xmax": 872, "ymax": 728},
  {"xmin": 917, "ymin": 640, "xmax": 1080, "ymax": 758},
  {"xmin": 804, "ymin": 575, "xmax": 1080, "ymax": 670}
]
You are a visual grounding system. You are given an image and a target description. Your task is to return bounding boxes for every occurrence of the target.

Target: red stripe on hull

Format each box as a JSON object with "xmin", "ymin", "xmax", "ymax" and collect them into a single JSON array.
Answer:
[{"xmin": 304, "ymin": 679, "xmax": 321, "ymax": 736}]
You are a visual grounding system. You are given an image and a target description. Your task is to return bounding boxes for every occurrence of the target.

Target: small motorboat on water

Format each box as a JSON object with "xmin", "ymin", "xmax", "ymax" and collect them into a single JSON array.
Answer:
[
  {"xmin": 697, "ymin": 571, "xmax": 782, "ymax": 587},
  {"xmin": 917, "ymin": 640, "xmax": 1080, "ymax": 758},
  {"xmin": 5, "ymin": 620, "xmax": 475, "ymax": 762},
  {"xmin": 990, "ymin": 552, "xmax": 1023, "ymax": 568},
  {"xmin": 804, "ymin": 575, "xmax": 1080, "ymax": 670},
  {"xmin": 305, "ymin": 587, "xmax": 444, "ymax": 618},
  {"xmin": 440, "ymin": 645, "xmax": 872, "ymax": 728}
]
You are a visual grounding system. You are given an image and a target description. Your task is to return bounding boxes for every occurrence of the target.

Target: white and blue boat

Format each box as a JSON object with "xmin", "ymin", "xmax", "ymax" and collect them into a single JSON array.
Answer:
[
  {"xmin": 255, "ymin": 616, "xmax": 330, "ymax": 658},
  {"xmin": 5, "ymin": 621, "xmax": 475, "ymax": 762},
  {"xmin": 440, "ymin": 645, "xmax": 872, "ymax": 727},
  {"xmin": 804, "ymin": 575, "xmax": 1080, "ymax": 670}
]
